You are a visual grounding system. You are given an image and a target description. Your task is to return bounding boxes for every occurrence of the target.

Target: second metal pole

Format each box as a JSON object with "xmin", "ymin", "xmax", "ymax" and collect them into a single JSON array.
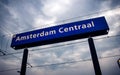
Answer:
[{"xmin": 88, "ymin": 37, "xmax": 102, "ymax": 75}]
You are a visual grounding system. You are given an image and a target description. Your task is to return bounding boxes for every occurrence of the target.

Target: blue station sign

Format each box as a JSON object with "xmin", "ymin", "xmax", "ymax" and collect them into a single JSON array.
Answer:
[{"xmin": 11, "ymin": 16, "xmax": 109, "ymax": 50}]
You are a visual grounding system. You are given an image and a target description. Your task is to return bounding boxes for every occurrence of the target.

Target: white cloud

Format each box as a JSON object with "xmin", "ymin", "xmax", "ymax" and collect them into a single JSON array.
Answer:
[
  {"xmin": 101, "ymin": 47, "xmax": 120, "ymax": 57},
  {"xmin": 33, "ymin": 16, "xmax": 56, "ymax": 28},
  {"xmin": 42, "ymin": 0, "xmax": 72, "ymax": 17}
]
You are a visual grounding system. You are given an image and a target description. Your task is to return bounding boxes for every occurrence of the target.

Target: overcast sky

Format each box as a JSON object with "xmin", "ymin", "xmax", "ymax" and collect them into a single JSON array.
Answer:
[{"xmin": 0, "ymin": 0, "xmax": 120, "ymax": 75}]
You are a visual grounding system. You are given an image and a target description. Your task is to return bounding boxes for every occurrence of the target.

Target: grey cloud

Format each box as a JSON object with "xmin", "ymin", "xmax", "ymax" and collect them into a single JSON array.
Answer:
[
  {"xmin": 94, "ymin": 0, "xmax": 120, "ymax": 7},
  {"xmin": 109, "ymin": 0, "xmax": 120, "ymax": 7},
  {"xmin": 0, "ymin": 0, "xmax": 46, "ymax": 35},
  {"xmin": 0, "ymin": 0, "xmax": 9, "ymax": 5}
]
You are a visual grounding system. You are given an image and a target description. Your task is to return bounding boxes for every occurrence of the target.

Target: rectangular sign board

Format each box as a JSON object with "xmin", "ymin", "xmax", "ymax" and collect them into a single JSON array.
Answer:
[{"xmin": 11, "ymin": 16, "xmax": 109, "ymax": 50}]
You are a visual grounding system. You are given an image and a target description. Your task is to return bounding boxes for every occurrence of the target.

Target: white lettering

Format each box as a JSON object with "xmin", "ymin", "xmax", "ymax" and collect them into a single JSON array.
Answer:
[
  {"xmin": 40, "ymin": 31, "xmax": 44, "ymax": 37},
  {"xmin": 16, "ymin": 36, "xmax": 21, "ymax": 42},
  {"xmin": 26, "ymin": 35, "xmax": 29, "ymax": 39},
  {"xmin": 30, "ymin": 34, "xmax": 33, "ymax": 39},
  {"xmin": 15, "ymin": 30, "xmax": 56, "ymax": 42},
  {"xmin": 59, "ymin": 21, "xmax": 95, "ymax": 33},
  {"xmin": 15, "ymin": 21, "xmax": 95, "ymax": 42},
  {"xmin": 33, "ymin": 34, "xmax": 37, "ymax": 38},
  {"xmin": 59, "ymin": 27, "xmax": 64, "ymax": 33},
  {"xmin": 21, "ymin": 36, "xmax": 26, "ymax": 40},
  {"xmin": 49, "ymin": 30, "xmax": 56, "ymax": 35},
  {"xmin": 81, "ymin": 24, "xmax": 87, "ymax": 29}
]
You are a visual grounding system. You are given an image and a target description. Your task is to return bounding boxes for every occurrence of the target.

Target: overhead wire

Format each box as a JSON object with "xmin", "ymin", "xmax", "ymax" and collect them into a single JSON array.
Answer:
[
  {"xmin": 0, "ymin": 49, "xmax": 6, "ymax": 55},
  {"xmin": 33, "ymin": 55, "xmax": 120, "ymax": 68},
  {"xmin": 0, "ymin": 54, "xmax": 120, "ymax": 72},
  {"xmin": 0, "ymin": 34, "xmax": 119, "ymax": 70},
  {"xmin": 0, "ymin": 34, "xmax": 119, "ymax": 72},
  {"xmin": 0, "ymin": 35, "xmax": 118, "ymax": 72},
  {"xmin": 0, "ymin": 34, "xmax": 120, "ymax": 57},
  {"xmin": 0, "ymin": 1, "xmax": 19, "ymax": 36}
]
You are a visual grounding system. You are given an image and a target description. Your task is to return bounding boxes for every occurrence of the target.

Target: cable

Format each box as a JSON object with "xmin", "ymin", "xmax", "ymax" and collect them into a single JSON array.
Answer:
[
  {"xmin": 10, "ymin": 53, "xmax": 33, "ymax": 68},
  {"xmin": 30, "ymin": 34, "xmax": 120, "ymax": 52},
  {"xmin": 33, "ymin": 55, "xmax": 120, "ymax": 68},
  {"xmin": 0, "ymin": 68, "xmax": 20, "ymax": 72},
  {"xmin": 0, "ymin": 49, "xmax": 6, "ymax": 55},
  {"xmin": 0, "ymin": 34, "xmax": 119, "ymax": 72},
  {"xmin": 0, "ymin": 54, "xmax": 119, "ymax": 72},
  {"xmin": 0, "ymin": 51, "xmax": 22, "ymax": 56},
  {"xmin": 0, "ymin": 35, "xmax": 119, "ymax": 72},
  {"xmin": 0, "ymin": 34, "xmax": 120, "ymax": 57}
]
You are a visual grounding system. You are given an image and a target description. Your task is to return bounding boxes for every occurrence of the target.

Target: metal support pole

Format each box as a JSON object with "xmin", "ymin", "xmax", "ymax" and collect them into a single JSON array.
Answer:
[
  {"xmin": 88, "ymin": 37, "xmax": 102, "ymax": 75},
  {"xmin": 117, "ymin": 58, "xmax": 120, "ymax": 68},
  {"xmin": 20, "ymin": 48, "xmax": 28, "ymax": 75}
]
